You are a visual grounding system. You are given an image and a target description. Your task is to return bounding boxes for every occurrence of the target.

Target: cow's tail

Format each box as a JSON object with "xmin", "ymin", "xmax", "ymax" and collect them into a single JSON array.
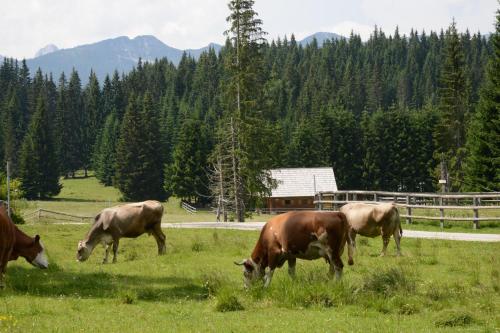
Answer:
[
  {"xmin": 339, "ymin": 212, "xmax": 354, "ymax": 266},
  {"xmin": 394, "ymin": 206, "xmax": 402, "ymax": 237}
]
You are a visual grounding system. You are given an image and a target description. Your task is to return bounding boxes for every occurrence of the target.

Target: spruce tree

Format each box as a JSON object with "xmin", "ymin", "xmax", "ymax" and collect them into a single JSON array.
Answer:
[
  {"xmin": 165, "ymin": 118, "xmax": 209, "ymax": 203},
  {"xmin": 19, "ymin": 96, "xmax": 60, "ymax": 199},
  {"xmin": 464, "ymin": 8, "xmax": 500, "ymax": 191},
  {"xmin": 115, "ymin": 93, "xmax": 166, "ymax": 201},
  {"xmin": 94, "ymin": 112, "xmax": 119, "ymax": 186},
  {"xmin": 434, "ymin": 20, "xmax": 470, "ymax": 191}
]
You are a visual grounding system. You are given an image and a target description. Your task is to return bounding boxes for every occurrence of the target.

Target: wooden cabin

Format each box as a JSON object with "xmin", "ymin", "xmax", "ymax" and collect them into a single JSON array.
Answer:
[{"xmin": 266, "ymin": 167, "xmax": 338, "ymax": 213}]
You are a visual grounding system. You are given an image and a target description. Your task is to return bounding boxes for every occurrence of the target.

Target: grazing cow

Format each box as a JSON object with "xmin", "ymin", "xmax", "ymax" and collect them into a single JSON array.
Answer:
[
  {"xmin": 0, "ymin": 202, "xmax": 48, "ymax": 288},
  {"xmin": 235, "ymin": 211, "xmax": 350, "ymax": 288},
  {"xmin": 77, "ymin": 200, "xmax": 166, "ymax": 263},
  {"xmin": 340, "ymin": 202, "xmax": 402, "ymax": 264}
]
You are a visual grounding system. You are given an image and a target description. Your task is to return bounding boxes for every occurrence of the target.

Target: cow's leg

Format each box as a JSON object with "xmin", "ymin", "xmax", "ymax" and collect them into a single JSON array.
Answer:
[
  {"xmin": 102, "ymin": 244, "xmax": 110, "ymax": 264},
  {"xmin": 0, "ymin": 262, "xmax": 7, "ymax": 289},
  {"xmin": 347, "ymin": 230, "xmax": 357, "ymax": 266},
  {"xmin": 112, "ymin": 240, "xmax": 119, "ymax": 263},
  {"xmin": 263, "ymin": 268, "xmax": 275, "ymax": 288},
  {"xmin": 264, "ymin": 250, "xmax": 280, "ymax": 288},
  {"xmin": 327, "ymin": 250, "xmax": 344, "ymax": 280},
  {"xmin": 380, "ymin": 234, "xmax": 390, "ymax": 257},
  {"xmin": 152, "ymin": 223, "xmax": 166, "ymax": 255},
  {"xmin": 393, "ymin": 228, "xmax": 402, "ymax": 256},
  {"xmin": 287, "ymin": 257, "xmax": 296, "ymax": 279}
]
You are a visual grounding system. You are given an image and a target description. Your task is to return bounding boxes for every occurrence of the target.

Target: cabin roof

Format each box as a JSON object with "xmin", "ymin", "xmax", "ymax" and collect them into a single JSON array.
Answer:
[{"xmin": 269, "ymin": 167, "xmax": 338, "ymax": 198}]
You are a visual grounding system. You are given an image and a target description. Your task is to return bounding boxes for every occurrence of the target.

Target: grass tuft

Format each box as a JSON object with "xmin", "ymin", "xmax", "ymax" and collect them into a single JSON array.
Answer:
[
  {"xmin": 362, "ymin": 266, "xmax": 416, "ymax": 296},
  {"xmin": 215, "ymin": 290, "xmax": 244, "ymax": 312},
  {"xmin": 119, "ymin": 290, "xmax": 137, "ymax": 304},
  {"xmin": 434, "ymin": 310, "xmax": 475, "ymax": 327}
]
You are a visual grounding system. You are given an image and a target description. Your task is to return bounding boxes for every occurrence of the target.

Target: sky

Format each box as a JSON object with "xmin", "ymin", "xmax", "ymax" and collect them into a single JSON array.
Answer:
[{"xmin": 0, "ymin": 0, "xmax": 497, "ymax": 59}]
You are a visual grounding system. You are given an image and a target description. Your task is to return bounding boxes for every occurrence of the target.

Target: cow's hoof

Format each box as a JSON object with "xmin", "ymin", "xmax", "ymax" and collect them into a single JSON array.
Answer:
[
  {"xmin": 348, "ymin": 258, "xmax": 354, "ymax": 266},
  {"xmin": 379, "ymin": 253, "xmax": 386, "ymax": 257}
]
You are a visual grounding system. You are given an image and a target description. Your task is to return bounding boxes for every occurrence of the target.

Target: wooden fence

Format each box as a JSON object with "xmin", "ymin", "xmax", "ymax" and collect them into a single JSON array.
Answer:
[
  {"xmin": 181, "ymin": 201, "xmax": 197, "ymax": 214},
  {"xmin": 314, "ymin": 190, "xmax": 500, "ymax": 229},
  {"xmin": 23, "ymin": 209, "xmax": 94, "ymax": 224}
]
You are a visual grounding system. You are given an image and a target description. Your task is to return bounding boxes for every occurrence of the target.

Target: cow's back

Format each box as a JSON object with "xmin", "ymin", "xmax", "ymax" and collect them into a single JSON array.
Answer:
[
  {"xmin": 107, "ymin": 201, "xmax": 163, "ymax": 237},
  {"xmin": 270, "ymin": 211, "xmax": 347, "ymax": 255}
]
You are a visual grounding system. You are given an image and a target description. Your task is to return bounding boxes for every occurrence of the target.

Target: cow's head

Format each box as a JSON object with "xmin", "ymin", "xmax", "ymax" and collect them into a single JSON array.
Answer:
[
  {"xmin": 76, "ymin": 240, "xmax": 92, "ymax": 262},
  {"xmin": 234, "ymin": 258, "xmax": 262, "ymax": 287},
  {"xmin": 25, "ymin": 235, "xmax": 49, "ymax": 269}
]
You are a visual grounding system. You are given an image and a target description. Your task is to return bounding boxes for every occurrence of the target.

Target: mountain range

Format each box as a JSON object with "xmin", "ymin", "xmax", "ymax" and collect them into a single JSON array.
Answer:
[{"xmin": 5, "ymin": 32, "xmax": 342, "ymax": 84}]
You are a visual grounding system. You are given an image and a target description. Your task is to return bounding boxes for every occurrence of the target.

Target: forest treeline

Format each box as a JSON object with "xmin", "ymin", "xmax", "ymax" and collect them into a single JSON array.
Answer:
[{"xmin": 0, "ymin": 13, "xmax": 498, "ymax": 205}]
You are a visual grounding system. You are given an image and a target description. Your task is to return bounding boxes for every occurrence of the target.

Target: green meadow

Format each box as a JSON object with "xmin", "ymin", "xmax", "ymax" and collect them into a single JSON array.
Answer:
[
  {"xmin": 0, "ymin": 176, "xmax": 499, "ymax": 332},
  {"xmin": 0, "ymin": 225, "xmax": 499, "ymax": 332}
]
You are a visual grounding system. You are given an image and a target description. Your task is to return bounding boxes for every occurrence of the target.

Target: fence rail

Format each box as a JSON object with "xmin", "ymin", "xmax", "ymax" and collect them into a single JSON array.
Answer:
[
  {"xmin": 315, "ymin": 190, "xmax": 500, "ymax": 229},
  {"xmin": 23, "ymin": 209, "xmax": 94, "ymax": 224},
  {"xmin": 181, "ymin": 201, "xmax": 197, "ymax": 214}
]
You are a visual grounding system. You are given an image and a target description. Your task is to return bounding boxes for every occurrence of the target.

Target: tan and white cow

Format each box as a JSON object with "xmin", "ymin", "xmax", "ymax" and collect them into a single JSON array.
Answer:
[
  {"xmin": 77, "ymin": 200, "xmax": 166, "ymax": 263},
  {"xmin": 235, "ymin": 211, "xmax": 350, "ymax": 288},
  {"xmin": 340, "ymin": 202, "xmax": 402, "ymax": 264}
]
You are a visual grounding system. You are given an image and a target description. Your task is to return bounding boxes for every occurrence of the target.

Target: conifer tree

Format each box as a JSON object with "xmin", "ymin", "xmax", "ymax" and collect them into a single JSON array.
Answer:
[
  {"xmin": 115, "ymin": 93, "xmax": 166, "ymax": 201},
  {"xmin": 165, "ymin": 118, "xmax": 209, "ymax": 203},
  {"xmin": 94, "ymin": 112, "xmax": 119, "ymax": 186},
  {"xmin": 434, "ymin": 20, "xmax": 470, "ymax": 191},
  {"xmin": 19, "ymin": 96, "xmax": 60, "ymax": 199},
  {"xmin": 464, "ymin": 8, "xmax": 500, "ymax": 191}
]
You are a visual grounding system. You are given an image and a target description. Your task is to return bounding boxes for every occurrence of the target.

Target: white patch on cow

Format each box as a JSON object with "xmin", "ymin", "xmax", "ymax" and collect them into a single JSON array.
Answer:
[{"xmin": 32, "ymin": 241, "xmax": 49, "ymax": 269}]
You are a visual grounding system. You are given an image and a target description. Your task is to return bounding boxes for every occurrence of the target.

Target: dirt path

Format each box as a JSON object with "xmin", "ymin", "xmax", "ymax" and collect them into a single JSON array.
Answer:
[{"xmin": 161, "ymin": 222, "xmax": 500, "ymax": 242}]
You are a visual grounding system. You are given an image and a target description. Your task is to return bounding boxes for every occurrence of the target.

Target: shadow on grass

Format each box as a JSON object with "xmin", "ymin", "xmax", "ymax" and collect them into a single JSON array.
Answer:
[{"xmin": 6, "ymin": 265, "xmax": 208, "ymax": 302}]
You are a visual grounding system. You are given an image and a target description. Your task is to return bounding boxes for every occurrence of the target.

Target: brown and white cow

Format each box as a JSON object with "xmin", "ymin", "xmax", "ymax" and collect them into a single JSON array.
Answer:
[
  {"xmin": 77, "ymin": 200, "xmax": 166, "ymax": 263},
  {"xmin": 340, "ymin": 202, "xmax": 402, "ymax": 264},
  {"xmin": 235, "ymin": 211, "xmax": 350, "ymax": 288},
  {"xmin": 0, "ymin": 202, "xmax": 48, "ymax": 288}
]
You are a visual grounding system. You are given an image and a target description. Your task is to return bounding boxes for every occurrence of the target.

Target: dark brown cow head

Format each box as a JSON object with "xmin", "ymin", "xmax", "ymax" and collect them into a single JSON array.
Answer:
[{"xmin": 234, "ymin": 258, "xmax": 263, "ymax": 287}]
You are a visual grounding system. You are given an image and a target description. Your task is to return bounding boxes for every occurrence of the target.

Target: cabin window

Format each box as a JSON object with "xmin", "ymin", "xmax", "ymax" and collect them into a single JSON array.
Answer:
[
  {"xmin": 284, "ymin": 199, "xmax": 291, "ymax": 206},
  {"xmin": 302, "ymin": 199, "xmax": 309, "ymax": 205}
]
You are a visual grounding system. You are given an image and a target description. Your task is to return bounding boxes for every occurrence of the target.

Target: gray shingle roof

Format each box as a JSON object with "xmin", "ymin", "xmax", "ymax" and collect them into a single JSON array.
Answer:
[{"xmin": 269, "ymin": 167, "xmax": 338, "ymax": 198}]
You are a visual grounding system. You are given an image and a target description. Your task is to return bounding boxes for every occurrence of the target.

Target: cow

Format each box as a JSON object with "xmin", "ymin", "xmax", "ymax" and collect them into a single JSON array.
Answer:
[
  {"xmin": 235, "ymin": 211, "xmax": 350, "ymax": 288},
  {"xmin": 0, "ymin": 202, "xmax": 48, "ymax": 288},
  {"xmin": 340, "ymin": 202, "xmax": 402, "ymax": 264},
  {"xmin": 77, "ymin": 200, "xmax": 166, "ymax": 264}
]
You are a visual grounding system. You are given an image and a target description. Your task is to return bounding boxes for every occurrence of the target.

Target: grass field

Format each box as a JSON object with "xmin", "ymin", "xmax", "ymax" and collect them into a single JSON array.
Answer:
[{"xmin": 0, "ymin": 224, "xmax": 499, "ymax": 332}]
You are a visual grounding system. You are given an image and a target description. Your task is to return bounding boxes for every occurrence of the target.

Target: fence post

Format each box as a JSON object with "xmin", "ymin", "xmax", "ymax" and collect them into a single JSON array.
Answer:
[
  {"xmin": 333, "ymin": 193, "xmax": 338, "ymax": 211},
  {"xmin": 353, "ymin": 193, "xmax": 357, "ymax": 201},
  {"xmin": 406, "ymin": 195, "xmax": 412, "ymax": 224},
  {"xmin": 318, "ymin": 193, "xmax": 323, "ymax": 211},
  {"xmin": 374, "ymin": 193, "xmax": 378, "ymax": 202},
  {"xmin": 473, "ymin": 196, "xmax": 479, "ymax": 229},
  {"xmin": 439, "ymin": 197, "xmax": 444, "ymax": 229},
  {"xmin": 37, "ymin": 209, "xmax": 41, "ymax": 223}
]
